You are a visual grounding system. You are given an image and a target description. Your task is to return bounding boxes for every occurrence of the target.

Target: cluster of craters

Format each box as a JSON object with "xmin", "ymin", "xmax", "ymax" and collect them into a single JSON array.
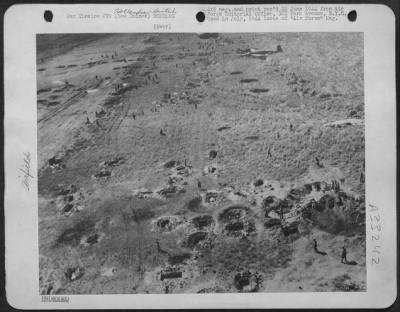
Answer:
[{"xmin": 146, "ymin": 172, "xmax": 364, "ymax": 292}]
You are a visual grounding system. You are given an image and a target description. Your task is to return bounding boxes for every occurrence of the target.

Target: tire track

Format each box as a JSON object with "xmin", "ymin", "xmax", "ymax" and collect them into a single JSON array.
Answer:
[
  {"xmin": 38, "ymin": 78, "xmax": 107, "ymax": 125},
  {"xmin": 38, "ymin": 90, "xmax": 87, "ymax": 125}
]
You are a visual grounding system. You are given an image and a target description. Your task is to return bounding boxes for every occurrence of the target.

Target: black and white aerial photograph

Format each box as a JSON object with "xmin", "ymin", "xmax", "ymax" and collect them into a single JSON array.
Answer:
[{"xmin": 37, "ymin": 33, "xmax": 366, "ymax": 294}]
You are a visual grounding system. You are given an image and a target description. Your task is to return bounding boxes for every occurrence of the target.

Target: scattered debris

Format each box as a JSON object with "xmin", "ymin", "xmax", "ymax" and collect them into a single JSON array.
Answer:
[
  {"xmin": 92, "ymin": 168, "xmax": 112, "ymax": 178},
  {"xmin": 282, "ymin": 221, "xmax": 299, "ymax": 236},
  {"xmin": 101, "ymin": 267, "xmax": 117, "ymax": 277},
  {"xmin": 192, "ymin": 215, "xmax": 214, "ymax": 230},
  {"xmin": 133, "ymin": 188, "xmax": 159, "ymax": 199},
  {"xmin": 203, "ymin": 164, "xmax": 218, "ymax": 175},
  {"xmin": 324, "ymin": 119, "xmax": 364, "ymax": 128},
  {"xmin": 264, "ymin": 218, "xmax": 281, "ymax": 228},
  {"xmin": 158, "ymin": 185, "xmax": 186, "ymax": 198},
  {"xmin": 160, "ymin": 269, "xmax": 183, "ymax": 281},
  {"xmin": 234, "ymin": 270, "xmax": 263, "ymax": 292},
  {"xmin": 57, "ymin": 184, "xmax": 78, "ymax": 196},
  {"xmin": 99, "ymin": 157, "xmax": 124, "ymax": 169},
  {"xmin": 187, "ymin": 231, "xmax": 208, "ymax": 248},
  {"xmin": 61, "ymin": 203, "xmax": 74, "ymax": 215},
  {"xmin": 154, "ymin": 216, "xmax": 183, "ymax": 232},
  {"xmin": 64, "ymin": 266, "xmax": 84, "ymax": 282},
  {"xmin": 318, "ymin": 194, "xmax": 336, "ymax": 211},
  {"xmin": 48, "ymin": 156, "xmax": 65, "ymax": 169},
  {"xmin": 86, "ymin": 234, "xmax": 100, "ymax": 245},
  {"xmin": 219, "ymin": 206, "xmax": 255, "ymax": 237},
  {"xmin": 203, "ymin": 190, "xmax": 221, "ymax": 203}
]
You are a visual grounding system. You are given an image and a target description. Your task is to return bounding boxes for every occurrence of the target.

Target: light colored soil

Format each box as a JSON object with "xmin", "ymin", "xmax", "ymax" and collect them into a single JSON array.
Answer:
[{"xmin": 38, "ymin": 33, "xmax": 365, "ymax": 295}]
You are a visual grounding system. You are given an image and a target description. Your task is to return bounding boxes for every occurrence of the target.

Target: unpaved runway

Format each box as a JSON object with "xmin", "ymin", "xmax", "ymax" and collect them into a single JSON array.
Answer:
[{"xmin": 37, "ymin": 33, "xmax": 366, "ymax": 294}]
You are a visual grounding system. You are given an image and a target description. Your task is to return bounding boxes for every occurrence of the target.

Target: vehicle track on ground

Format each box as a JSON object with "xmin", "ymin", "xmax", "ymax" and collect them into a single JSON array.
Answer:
[
  {"xmin": 38, "ymin": 78, "xmax": 107, "ymax": 125},
  {"xmin": 38, "ymin": 89, "xmax": 87, "ymax": 125}
]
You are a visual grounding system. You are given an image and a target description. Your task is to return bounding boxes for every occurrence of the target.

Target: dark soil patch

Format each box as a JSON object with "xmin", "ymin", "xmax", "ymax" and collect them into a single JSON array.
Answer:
[
  {"xmin": 253, "ymin": 179, "xmax": 264, "ymax": 187},
  {"xmin": 209, "ymin": 150, "xmax": 218, "ymax": 159},
  {"xmin": 219, "ymin": 205, "xmax": 249, "ymax": 222},
  {"xmin": 197, "ymin": 287, "xmax": 225, "ymax": 293},
  {"xmin": 102, "ymin": 157, "xmax": 124, "ymax": 168},
  {"xmin": 62, "ymin": 203, "xmax": 74, "ymax": 214},
  {"xmin": 48, "ymin": 101, "xmax": 60, "ymax": 106},
  {"xmin": 240, "ymin": 79, "xmax": 258, "ymax": 83},
  {"xmin": 55, "ymin": 217, "xmax": 95, "ymax": 247},
  {"xmin": 64, "ymin": 266, "xmax": 84, "ymax": 281},
  {"xmin": 264, "ymin": 218, "xmax": 281, "ymax": 228},
  {"xmin": 158, "ymin": 186, "xmax": 186, "ymax": 198},
  {"xmin": 319, "ymin": 93, "xmax": 332, "ymax": 100},
  {"xmin": 287, "ymin": 187, "xmax": 304, "ymax": 201},
  {"xmin": 304, "ymin": 183, "xmax": 313, "ymax": 194},
  {"xmin": 230, "ymin": 71, "xmax": 242, "ymax": 75},
  {"xmin": 234, "ymin": 271, "xmax": 250, "ymax": 290},
  {"xmin": 319, "ymin": 194, "xmax": 336, "ymax": 210},
  {"xmin": 168, "ymin": 252, "xmax": 191, "ymax": 265},
  {"xmin": 37, "ymin": 88, "xmax": 51, "ymax": 94},
  {"xmin": 187, "ymin": 196, "xmax": 203, "ymax": 212},
  {"xmin": 157, "ymin": 218, "xmax": 170, "ymax": 229},
  {"xmin": 198, "ymin": 33, "xmax": 219, "ymax": 39},
  {"xmin": 94, "ymin": 170, "xmax": 112, "ymax": 178},
  {"xmin": 262, "ymin": 195, "xmax": 279, "ymax": 210},
  {"xmin": 56, "ymin": 184, "xmax": 77, "ymax": 196},
  {"xmin": 186, "ymin": 82, "xmax": 199, "ymax": 89},
  {"xmin": 282, "ymin": 222, "xmax": 299, "ymax": 236},
  {"xmin": 225, "ymin": 220, "xmax": 244, "ymax": 231},
  {"xmin": 160, "ymin": 270, "xmax": 182, "ymax": 281},
  {"xmin": 131, "ymin": 204, "xmax": 156, "ymax": 223},
  {"xmin": 250, "ymin": 88, "xmax": 269, "ymax": 93},
  {"xmin": 192, "ymin": 215, "xmax": 214, "ymax": 229},
  {"xmin": 164, "ymin": 160, "xmax": 177, "ymax": 169},
  {"xmin": 53, "ymin": 87, "xmax": 66, "ymax": 93},
  {"xmin": 86, "ymin": 233, "xmax": 99, "ymax": 245},
  {"xmin": 313, "ymin": 181, "xmax": 322, "ymax": 192},
  {"xmin": 217, "ymin": 126, "xmax": 231, "ymax": 131},
  {"xmin": 244, "ymin": 135, "xmax": 259, "ymax": 140},
  {"xmin": 187, "ymin": 231, "xmax": 208, "ymax": 248}
]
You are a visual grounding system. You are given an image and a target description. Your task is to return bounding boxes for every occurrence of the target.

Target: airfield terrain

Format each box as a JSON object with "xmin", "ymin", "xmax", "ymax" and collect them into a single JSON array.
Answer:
[{"xmin": 37, "ymin": 33, "xmax": 366, "ymax": 294}]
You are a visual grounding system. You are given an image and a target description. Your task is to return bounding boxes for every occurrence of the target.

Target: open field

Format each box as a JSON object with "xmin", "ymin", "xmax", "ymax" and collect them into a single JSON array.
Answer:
[{"xmin": 37, "ymin": 33, "xmax": 365, "ymax": 294}]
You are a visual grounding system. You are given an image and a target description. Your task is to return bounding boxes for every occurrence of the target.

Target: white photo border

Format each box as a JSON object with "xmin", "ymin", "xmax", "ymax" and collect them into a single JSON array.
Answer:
[{"xmin": 4, "ymin": 3, "xmax": 396, "ymax": 309}]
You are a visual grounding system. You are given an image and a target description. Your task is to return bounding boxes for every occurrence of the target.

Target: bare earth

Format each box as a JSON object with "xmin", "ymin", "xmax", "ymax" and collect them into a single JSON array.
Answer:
[{"xmin": 37, "ymin": 33, "xmax": 365, "ymax": 294}]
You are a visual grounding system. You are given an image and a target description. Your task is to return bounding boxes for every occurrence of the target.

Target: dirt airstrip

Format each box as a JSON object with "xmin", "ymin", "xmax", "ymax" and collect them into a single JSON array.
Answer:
[{"xmin": 38, "ymin": 33, "xmax": 365, "ymax": 294}]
